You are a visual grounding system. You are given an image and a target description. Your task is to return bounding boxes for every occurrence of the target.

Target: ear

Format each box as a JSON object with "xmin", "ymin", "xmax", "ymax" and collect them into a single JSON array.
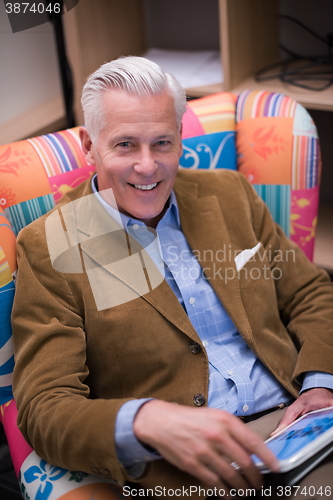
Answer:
[
  {"xmin": 79, "ymin": 127, "xmax": 96, "ymax": 165},
  {"xmin": 178, "ymin": 123, "xmax": 183, "ymax": 158}
]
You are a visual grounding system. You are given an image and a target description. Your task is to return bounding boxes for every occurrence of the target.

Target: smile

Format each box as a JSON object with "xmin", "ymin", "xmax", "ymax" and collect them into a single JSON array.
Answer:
[{"xmin": 132, "ymin": 183, "xmax": 158, "ymax": 191}]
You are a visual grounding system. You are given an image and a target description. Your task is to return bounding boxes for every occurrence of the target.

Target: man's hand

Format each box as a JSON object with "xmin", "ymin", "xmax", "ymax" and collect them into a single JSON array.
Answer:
[
  {"xmin": 133, "ymin": 400, "xmax": 279, "ymax": 491},
  {"xmin": 272, "ymin": 388, "xmax": 333, "ymax": 436}
]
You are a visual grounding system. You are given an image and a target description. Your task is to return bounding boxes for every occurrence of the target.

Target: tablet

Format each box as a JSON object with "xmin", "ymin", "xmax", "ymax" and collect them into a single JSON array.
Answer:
[{"xmin": 253, "ymin": 406, "xmax": 333, "ymax": 474}]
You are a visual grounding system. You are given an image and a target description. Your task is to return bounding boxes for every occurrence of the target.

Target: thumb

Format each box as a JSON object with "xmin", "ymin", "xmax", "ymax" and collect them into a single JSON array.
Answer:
[
  {"xmin": 271, "ymin": 422, "xmax": 288, "ymax": 437},
  {"xmin": 270, "ymin": 406, "xmax": 302, "ymax": 437}
]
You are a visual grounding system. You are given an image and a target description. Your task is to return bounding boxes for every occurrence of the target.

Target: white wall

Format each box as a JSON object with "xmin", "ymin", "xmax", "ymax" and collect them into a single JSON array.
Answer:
[{"xmin": 0, "ymin": 1, "xmax": 63, "ymax": 140}]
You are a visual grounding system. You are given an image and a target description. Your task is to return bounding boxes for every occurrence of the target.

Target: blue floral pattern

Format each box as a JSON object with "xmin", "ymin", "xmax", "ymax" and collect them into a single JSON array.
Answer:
[{"xmin": 23, "ymin": 460, "xmax": 67, "ymax": 500}]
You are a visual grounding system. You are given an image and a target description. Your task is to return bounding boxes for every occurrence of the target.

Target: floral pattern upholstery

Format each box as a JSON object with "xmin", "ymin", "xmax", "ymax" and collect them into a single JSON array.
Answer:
[{"xmin": 0, "ymin": 90, "xmax": 321, "ymax": 500}]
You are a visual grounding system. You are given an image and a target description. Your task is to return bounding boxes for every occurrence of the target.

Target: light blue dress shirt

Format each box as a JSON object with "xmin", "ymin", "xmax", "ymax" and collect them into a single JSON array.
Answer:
[{"xmin": 91, "ymin": 175, "xmax": 333, "ymax": 470}]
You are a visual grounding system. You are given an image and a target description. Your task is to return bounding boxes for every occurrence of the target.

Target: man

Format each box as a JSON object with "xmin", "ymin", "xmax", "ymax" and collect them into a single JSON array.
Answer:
[{"xmin": 12, "ymin": 57, "xmax": 333, "ymax": 499}]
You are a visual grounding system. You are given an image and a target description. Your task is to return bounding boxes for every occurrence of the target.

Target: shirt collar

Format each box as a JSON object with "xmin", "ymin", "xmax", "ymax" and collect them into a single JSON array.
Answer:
[{"xmin": 91, "ymin": 173, "xmax": 180, "ymax": 230}]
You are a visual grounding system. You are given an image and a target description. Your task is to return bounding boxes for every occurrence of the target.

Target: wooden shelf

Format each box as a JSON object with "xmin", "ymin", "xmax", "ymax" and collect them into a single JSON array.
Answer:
[
  {"xmin": 314, "ymin": 204, "xmax": 333, "ymax": 272},
  {"xmin": 185, "ymin": 83, "xmax": 225, "ymax": 98},
  {"xmin": 219, "ymin": 0, "xmax": 333, "ymax": 112}
]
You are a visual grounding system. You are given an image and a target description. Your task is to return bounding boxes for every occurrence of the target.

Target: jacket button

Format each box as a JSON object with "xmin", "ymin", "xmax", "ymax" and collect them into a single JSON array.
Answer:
[
  {"xmin": 193, "ymin": 393, "xmax": 205, "ymax": 406},
  {"xmin": 189, "ymin": 341, "xmax": 201, "ymax": 354}
]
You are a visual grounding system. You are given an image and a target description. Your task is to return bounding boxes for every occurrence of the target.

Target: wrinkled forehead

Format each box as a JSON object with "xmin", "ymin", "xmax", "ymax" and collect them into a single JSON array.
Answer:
[{"xmin": 101, "ymin": 89, "xmax": 178, "ymax": 128}]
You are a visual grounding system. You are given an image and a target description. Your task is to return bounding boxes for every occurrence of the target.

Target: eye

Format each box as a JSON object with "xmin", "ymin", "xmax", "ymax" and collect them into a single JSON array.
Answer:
[
  {"xmin": 117, "ymin": 141, "xmax": 131, "ymax": 147},
  {"xmin": 155, "ymin": 140, "xmax": 170, "ymax": 147}
]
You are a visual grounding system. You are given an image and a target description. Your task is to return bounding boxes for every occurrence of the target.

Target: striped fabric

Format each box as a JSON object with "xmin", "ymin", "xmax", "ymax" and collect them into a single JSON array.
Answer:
[
  {"xmin": 4, "ymin": 193, "xmax": 55, "ymax": 236},
  {"xmin": 188, "ymin": 92, "xmax": 237, "ymax": 133},
  {"xmin": 253, "ymin": 185, "xmax": 291, "ymax": 237},
  {"xmin": 236, "ymin": 90, "xmax": 297, "ymax": 121},
  {"xmin": 28, "ymin": 127, "xmax": 86, "ymax": 177},
  {"xmin": 292, "ymin": 135, "xmax": 321, "ymax": 189},
  {"xmin": 236, "ymin": 90, "xmax": 321, "ymax": 260}
]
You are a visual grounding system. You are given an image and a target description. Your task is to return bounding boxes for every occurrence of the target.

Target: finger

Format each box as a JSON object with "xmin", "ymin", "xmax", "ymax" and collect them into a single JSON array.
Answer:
[
  {"xmin": 204, "ymin": 451, "xmax": 260, "ymax": 491},
  {"xmin": 213, "ymin": 434, "xmax": 269, "ymax": 490},
  {"xmin": 271, "ymin": 402, "xmax": 305, "ymax": 436},
  {"xmin": 229, "ymin": 422, "xmax": 280, "ymax": 473},
  {"xmin": 157, "ymin": 444, "xmax": 229, "ymax": 490}
]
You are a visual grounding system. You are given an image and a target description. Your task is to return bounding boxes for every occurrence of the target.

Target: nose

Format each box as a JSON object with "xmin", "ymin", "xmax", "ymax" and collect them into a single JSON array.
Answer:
[{"xmin": 133, "ymin": 147, "xmax": 158, "ymax": 177}]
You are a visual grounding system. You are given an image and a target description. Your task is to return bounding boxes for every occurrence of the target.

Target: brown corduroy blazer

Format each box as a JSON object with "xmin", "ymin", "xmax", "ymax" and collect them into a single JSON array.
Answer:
[{"xmin": 12, "ymin": 169, "xmax": 333, "ymax": 494}]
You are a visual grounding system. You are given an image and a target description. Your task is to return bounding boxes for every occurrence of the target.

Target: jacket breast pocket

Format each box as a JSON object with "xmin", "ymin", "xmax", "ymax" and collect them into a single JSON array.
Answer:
[{"xmin": 236, "ymin": 243, "xmax": 275, "ymax": 292}]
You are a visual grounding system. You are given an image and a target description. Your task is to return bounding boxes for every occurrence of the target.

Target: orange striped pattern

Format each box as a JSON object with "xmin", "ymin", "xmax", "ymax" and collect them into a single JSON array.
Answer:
[
  {"xmin": 237, "ymin": 90, "xmax": 297, "ymax": 121},
  {"xmin": 188, "ymin": 92, "xmax": 237, "ymax": 133},
  {"xmin": 292, "ymin": 135, "xmax": 321, "ymax": 189},
  {"xmin": 28, "ymin": 127, "xmax": 87, "ymax": 178}
]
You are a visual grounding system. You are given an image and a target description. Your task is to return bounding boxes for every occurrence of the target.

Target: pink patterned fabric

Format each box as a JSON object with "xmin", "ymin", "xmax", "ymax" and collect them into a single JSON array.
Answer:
[
  {"xmin": 49, "ymin": 164, "xmax": 96, "ymax": 202},
  {"xmin": 291, "ymin": 186, "xmax": 319, "ymax": 260},
  {"xmin": 0, "ymin": 400, "xmax": 32, "ymax": 475},
  {"xmin": 182, "ymin": 106, "xmax": 205, "ymax": 139}
]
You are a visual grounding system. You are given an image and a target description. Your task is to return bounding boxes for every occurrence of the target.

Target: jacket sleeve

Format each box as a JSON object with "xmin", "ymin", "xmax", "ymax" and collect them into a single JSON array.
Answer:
[
  {"xmin": 238, "ymin": 173, "xmax": 333, "ymax": 382},
  {"xmin": 12, "ymin": 221, "xmax": 142, "ymax": 485}
]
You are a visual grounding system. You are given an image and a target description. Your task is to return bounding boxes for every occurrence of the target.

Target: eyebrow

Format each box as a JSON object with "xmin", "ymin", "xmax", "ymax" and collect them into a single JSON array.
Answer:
[
  {"xmin": 112, "ymin": 133, "xmax": 175, "ymax": 143},
  {"xmin": 112, "ymin": 136, "xmax": 136, "ymax": 143}
]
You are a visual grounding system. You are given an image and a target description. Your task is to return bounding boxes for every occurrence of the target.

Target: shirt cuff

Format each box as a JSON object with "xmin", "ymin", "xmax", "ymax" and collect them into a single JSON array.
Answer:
[
  {"xmin": 301, "ymin": 371, "xmax": 333, "ymax": 393},
  {"xmin": 115, "ymin": 398, "xmax": 161, "ymax": 470}
]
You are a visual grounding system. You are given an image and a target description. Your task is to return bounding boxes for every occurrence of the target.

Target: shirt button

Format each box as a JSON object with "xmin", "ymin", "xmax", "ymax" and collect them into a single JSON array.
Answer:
[
  {"xmin": 193, "ymin": 394, "xmax": 205, "ymax": 406},
  {"xmin": 202, "ymin": 340, "xmax": 208, "ymax": 347},
  {"xmin": 189, "ymin": 342, "xmax": 201, "ymax": 354},
  {"xmin": 227, "ymin": 370, "xmax": 234, "ymax": 376},
  {"xmin": 132, "ymin": 224, "xmax": 139, "ymax": 230},
  {"xmin": 189, "ymin": 297, "xmax": 196, "ymax": 305},
  {"xmin": 242, "ymin": 404, "xmax": 249, "ymax": 412}
]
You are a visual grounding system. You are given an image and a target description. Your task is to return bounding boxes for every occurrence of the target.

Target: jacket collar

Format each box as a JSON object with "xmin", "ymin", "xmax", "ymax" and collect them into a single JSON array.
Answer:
[{"xmin": 173, "ymin": 174, "xmax": 252, "ymax": 340}]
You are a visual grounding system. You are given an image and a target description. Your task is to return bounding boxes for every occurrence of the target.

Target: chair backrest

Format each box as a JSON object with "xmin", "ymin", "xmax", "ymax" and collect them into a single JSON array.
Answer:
[
  {"xmin": 180, "ymin": 90, "xmax": 320, "ymax": 261},
  {"xmin": 0, "ymin": 131, "xmax": 128, "ymax": 500},
  {"xmin": 0, "ymin": 90, "xmax": 321, "ymax": 500}
]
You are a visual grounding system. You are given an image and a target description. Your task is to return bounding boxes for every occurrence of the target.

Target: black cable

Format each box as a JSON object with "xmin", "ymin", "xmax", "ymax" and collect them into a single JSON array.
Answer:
[
  {"xmin": 255, "ymin": 15, "xmax": 333, "ymax": 91},
  {"xmin": 49, "ymin": 1, "xmax": 76, "ymax": 128},
  {"xmin": 279, "ymin": 15, "xmax": 330, "ymax": 48}
]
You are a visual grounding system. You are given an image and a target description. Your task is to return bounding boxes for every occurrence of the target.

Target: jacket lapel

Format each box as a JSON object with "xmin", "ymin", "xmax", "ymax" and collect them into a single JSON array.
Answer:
[
  {"xmin": 64, "ymin": 180, "xmax": 200, "ymax": 340},
  {"xmin": 174, "ymin": 175, "xmax": 253, "ymax": 341}
]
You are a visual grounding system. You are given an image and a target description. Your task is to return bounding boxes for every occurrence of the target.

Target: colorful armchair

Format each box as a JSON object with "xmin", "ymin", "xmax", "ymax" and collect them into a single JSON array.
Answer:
[{"xmin": 0, "ymin": 90, "xmax": 321, "ymax": 500}]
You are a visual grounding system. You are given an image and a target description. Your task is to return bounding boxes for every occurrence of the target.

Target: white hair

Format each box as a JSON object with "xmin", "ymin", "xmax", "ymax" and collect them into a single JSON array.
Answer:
[{"xmin": 81, "ymin": 56, "xmax": 187, "ymax": 143}]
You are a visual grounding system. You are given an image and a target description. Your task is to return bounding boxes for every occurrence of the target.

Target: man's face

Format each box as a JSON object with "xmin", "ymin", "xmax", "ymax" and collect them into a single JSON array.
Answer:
[{"xmin": 80, "ymin": 89, "xmax": 183, "ymax": 227}]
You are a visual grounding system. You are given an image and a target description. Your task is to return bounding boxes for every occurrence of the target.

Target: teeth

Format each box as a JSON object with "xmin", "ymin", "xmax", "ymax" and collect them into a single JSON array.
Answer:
[{"xmin": 134, "ymin": 183, "xmax": 157, "ymax": 191}]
